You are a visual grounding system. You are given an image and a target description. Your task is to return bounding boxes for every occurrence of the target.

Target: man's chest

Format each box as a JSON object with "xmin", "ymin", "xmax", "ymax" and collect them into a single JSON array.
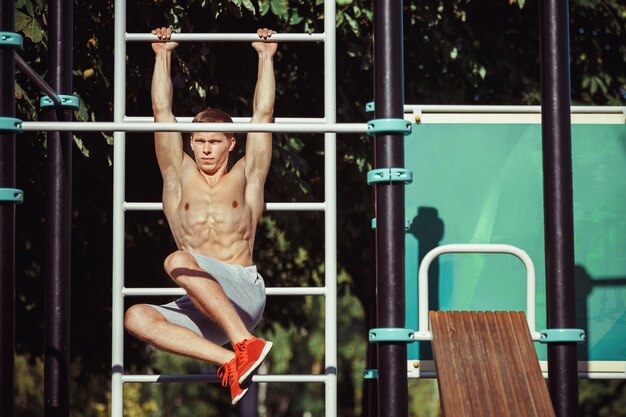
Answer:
[{"xmin": 177, "ymin": 170, "xmax": 248, "ymax": 225}]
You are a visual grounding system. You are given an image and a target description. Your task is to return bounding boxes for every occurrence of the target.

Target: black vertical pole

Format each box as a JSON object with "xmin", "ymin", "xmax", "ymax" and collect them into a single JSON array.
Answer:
[
  {"xmin": 0, "ymin": 2, "xmax": 17, "ymax": 417},
  {"xmin": 539, "ymin": 1, "xmax": 578, "ymax": 416},
  {"xmin": 44, "ymin": 0, "xmax": 72, "ymax": 416},
  {"xmin": 373, "ymin": 1, "xmax": 407, "ymax": 417}
]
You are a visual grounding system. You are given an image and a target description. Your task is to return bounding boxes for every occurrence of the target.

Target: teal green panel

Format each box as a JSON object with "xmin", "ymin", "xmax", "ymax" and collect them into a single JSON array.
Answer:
[{"xmin": 404, "ymin": 123, "xmax": 626, "ymax": 362}]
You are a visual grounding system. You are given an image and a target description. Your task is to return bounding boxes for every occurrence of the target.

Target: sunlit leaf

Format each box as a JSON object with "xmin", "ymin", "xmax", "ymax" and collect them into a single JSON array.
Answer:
[{"xmin": 15, "ymin": 10, "xmax": 43, "ymax": 43}]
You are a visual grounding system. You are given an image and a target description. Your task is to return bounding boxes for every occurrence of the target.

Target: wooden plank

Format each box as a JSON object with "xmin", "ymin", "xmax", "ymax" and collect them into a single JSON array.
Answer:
[{"xmin": 430, "ymin": 311, "xmax": 556, "ymax": 417}]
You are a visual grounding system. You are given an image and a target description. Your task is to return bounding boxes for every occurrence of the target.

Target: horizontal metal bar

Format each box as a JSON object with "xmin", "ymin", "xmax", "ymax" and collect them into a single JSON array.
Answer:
[
  {"xmin": 407, "ymin": 371, "xmax": 626, "ymax": 380},
  {"xmin": 125, "ymin": 33, "xmax": 325, "ymax": 43},
  {"xmin": 122, "ymin": 287, "xmax": 326, "ymax": 296},
  {"xmin": 405, "ymin": 104, "xmax": 626, "ymax": 114},
  {"xmin": 122, "ymin": 374, "xmax": 328, "ymax": 383},
  {"xmin": 123, "ymin": 202, "xmax": 326, "ymax": 211},
  {"xmin": 577, "ymin": 373, "xmax": 626, "ymax": 380},
  {"xmin": 124, "ymin": 116, "xmax": 327, "ymax": 124},
  {"xmin": 265, "ymin": 202, "xmax": 326, "ymax": 211},
  {"xmin": 21, "ymin": 122, "xmax": 368, "ymax": 134}
]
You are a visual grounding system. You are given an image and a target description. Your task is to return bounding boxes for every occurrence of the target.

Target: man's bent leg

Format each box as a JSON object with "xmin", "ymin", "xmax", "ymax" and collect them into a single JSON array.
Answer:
[
  {"xmin": 164, "ymin": 251, "xmax": 254, "ymax": 345},
  {"xmin": 164, "ymin": 251, "xmax": 272, "ymax": 384},
  {"xmin": 124, "ymin": 304, "xmax": 234, "ymax": 365}
]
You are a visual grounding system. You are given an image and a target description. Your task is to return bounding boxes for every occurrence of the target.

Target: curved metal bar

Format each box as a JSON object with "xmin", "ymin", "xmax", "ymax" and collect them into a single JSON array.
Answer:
[{"xmin": 414, "ymin": 244, "xmax": 539, "ymax": 341}]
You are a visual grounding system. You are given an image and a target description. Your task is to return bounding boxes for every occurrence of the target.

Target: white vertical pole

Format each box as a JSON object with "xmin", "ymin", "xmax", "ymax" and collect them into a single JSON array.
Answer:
[
  {"xmin": 324, "ymin": 1, "xmax": 337, "ymax": 417},
  {"xmin": 111, "ymin": 0, "xmax": 126, "ymax": 416}
]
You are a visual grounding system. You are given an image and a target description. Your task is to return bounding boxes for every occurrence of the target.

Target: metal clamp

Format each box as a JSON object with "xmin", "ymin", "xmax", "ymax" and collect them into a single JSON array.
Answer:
[
  {"xmin": 538, "ymin": 329, "xmax": 585, "ymax": 344},
  {"xmin": 365, "ymin": 101, "xmax": 375, "ymax": 113},
  {"xmin": 40, "ymin": 95, "xmax": 80, "ymax": 110},
  {"xmin": 367, "ymin": 118, "xmax": 412, "ymax": 136},
  {"xmin": 0, "ymin": 188, "xmax": 24, "ymax": 204},
  {"xmin": 371, "ymin": 218, "xmax": 411, "ymax": 230},
  {"xmin": 0, "ymin": 117, "xmax": 23, "ymax": 133},
  {"xmin": 363, "ymin": 369, "xmax": 378, "ymax": 379},
  {"xmin": 367, "ymin": 168, "xmax": 413, "ymax": 185},
  {"xmin": 369, "ymin": 328, "xmax": 415, "ymax": 343},
  {"xmin": 0, "ymin": 32, "xmax": 23, "ymax": 49}
]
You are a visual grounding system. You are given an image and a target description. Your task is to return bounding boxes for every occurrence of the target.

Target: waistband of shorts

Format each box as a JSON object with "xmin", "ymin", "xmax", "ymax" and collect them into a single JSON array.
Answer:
[{"xmin": 189, "ymin": 252, "xmax": 257, "ymax": 271}]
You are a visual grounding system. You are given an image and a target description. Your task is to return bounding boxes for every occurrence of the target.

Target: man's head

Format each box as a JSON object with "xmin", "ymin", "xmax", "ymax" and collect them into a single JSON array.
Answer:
[{"xmin": 190, "ymin": 108, "xmax": 235, "ymax": 174}]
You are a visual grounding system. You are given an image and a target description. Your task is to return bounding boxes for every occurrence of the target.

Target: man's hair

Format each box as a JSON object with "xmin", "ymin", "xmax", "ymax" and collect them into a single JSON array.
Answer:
[{"xmin": 191, "ymin": 107, "xmax": 234, "ymax": 139}]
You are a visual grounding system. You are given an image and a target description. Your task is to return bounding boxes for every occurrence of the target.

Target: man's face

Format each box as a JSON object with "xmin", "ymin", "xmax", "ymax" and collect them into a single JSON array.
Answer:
[{"xmin": 190, "ymin": 132, "xmax": 235, "ymax": 173}]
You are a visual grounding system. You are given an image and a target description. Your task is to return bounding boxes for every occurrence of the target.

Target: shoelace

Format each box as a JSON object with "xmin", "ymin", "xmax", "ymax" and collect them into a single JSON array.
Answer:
[
  {"xmin": 217, "ymin": 361, "xmax": 236, "ymax": 387},
  {"xmin": 235, "ymin": 340, "xmax": 249, "ymax": 367}
]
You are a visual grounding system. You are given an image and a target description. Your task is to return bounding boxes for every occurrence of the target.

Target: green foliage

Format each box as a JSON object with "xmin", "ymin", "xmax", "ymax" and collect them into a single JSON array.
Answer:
[
  {"xmin": 15, "ymin": 355, "xmax": 44, "ymax": 417},
  {"xmin": 579, "ymin": 380, "xmax": 626, "ymax": 417}
]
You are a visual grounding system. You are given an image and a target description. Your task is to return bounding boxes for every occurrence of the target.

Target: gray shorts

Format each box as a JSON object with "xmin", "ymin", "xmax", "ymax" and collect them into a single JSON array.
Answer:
[{"xmin": 148, "ymin": 253, "xmax": 266, "ymax": 346}]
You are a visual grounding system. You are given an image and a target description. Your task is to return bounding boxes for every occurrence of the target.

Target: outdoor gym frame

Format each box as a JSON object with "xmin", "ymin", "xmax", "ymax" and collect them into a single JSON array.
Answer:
[{"xmin": 0, "ymin": 0, "xmax": 582, "ymax": 417}]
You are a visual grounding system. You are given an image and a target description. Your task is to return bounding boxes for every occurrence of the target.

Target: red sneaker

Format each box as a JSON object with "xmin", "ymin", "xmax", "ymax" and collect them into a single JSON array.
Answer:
[
  {"xmin": 217, "ymin": 358, "xmax": 249, "ymax": 405},
  {"xmin": 235, "ymin": 337, "xmax": 273, "ymax": 384}
]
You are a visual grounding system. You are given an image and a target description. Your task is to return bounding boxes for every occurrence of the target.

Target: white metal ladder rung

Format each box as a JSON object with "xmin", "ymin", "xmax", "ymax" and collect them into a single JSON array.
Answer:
[
  {"xmin": 123, "ymin": 202, "xmax": 327, "ymax": 211},
  {"xmin": 124, "ymin": 116, "xmax": 328, "ymax": 124},
  {"xmin": 125, "ymin": 33, "xmax": 326, "ymax": 42},
  {"xmin": 122, "ymin": 287, "xmax": 327, "ymax": 297},
  {"xmin": 123, "ymin": 374, "xmax": 328, "ymax": 383}
]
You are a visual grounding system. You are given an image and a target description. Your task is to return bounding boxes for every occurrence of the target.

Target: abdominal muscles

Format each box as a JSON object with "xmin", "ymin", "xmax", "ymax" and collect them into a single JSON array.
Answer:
[{"xmin": 173, "ymin": 198, "xmax": 254, "ymax": 266}]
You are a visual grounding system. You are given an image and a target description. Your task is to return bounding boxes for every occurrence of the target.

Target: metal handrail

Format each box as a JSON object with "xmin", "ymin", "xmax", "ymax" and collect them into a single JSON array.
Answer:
[{"xmin": 414, "ymin": 244, "xmax": 540, "ymax": 341}]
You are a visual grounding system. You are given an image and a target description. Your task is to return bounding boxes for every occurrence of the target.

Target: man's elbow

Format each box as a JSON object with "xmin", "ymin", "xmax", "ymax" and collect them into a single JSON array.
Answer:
[
  {"xmin": 152, "ymin": 104, "xmax": 173, "ymax": 120},
  {"xmin": 253, "ymin": 105, "xmax": 274, "ymax": 122}
]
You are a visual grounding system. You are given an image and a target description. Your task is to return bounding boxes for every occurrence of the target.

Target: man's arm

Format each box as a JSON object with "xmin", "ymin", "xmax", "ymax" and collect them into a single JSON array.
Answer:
[
  {"xmin": 151, "ymin": 28, "xmax": 184, "ymax": 192},
  {"xmin": 244, "ymin": 29, "xmax": 277, "ymax": 215}
]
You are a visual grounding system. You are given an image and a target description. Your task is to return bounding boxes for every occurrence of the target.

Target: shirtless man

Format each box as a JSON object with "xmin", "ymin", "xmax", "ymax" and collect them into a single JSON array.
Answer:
[{"xmin": 124, "ymin": 27, "xmax": 277, "ymax": 405}]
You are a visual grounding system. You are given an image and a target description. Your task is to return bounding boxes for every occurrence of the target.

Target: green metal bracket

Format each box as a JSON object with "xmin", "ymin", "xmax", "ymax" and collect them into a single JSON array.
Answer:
[
  {"xmin": 0, "ymin": 32, "xmax": 23, "ymax": 49},
  {"xmin": 40, "ymin": 95, "xmax": 80, "ymax": 110},
  {"xmin": 367, "ymin": 168, "xmax": 413, "ymax": 185},
  {"xmin": 367, "ymin": 118, "xmax": 412, "ymax": 136},
  {"xmin": 363, "ymin": 369, "xmax": 378, "ymax": 379},
  {"xmin": 371, "ymin": 218, "xmax": 411, "ymax": 230},
  {"xmin": 0, "ymin": 117, "xmax": 23, "ymax": 133},
  {"xmin": 0, "ymin": 188, "xmax": 24, "ymax": 204},
  {"xmin": 365, "ymin": 102, "xmax": 375, "ymax": 113},
  {"xmin": 369, "ymin": 328, "xmax": 415, "ymax": 343},
  {"xmin": 538, "ymin": 328, "xmax": 585, "ymax": 344}
]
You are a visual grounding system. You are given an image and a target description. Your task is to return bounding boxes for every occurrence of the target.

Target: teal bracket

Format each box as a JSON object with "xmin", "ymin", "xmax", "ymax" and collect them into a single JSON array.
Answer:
[
  {"xmin": 40, "ymin": 95, "xmax": 80, "ymax": 110},
  {"xmin": 0, "ymin": 117, "xmax": 23, "ymax": 133},
  {"xmin": 367, "ymin": 118, "xmax": 412, "ymax": 136},
  {"xmin": 0, "ymin": 32, "xmax": 23, "ymax": 49},
  {"xmin": 371, "ymin": 217, "xmax": 411, "ymax": 231},
  {"xmin": 0, "ymin": 188, "xmax": 24, "ymax": 204},
  {"xmin": 367, "ymin": 168, "xmax": 413, "ymax": 185},
  {"xmin": 538, "ymin": 328, "xmax": 585, "ymax": 344},
  {"xmin": 363, "ymin": 369, "xmax": 378, "ymax": 379},
  {"xmin": 369, "ymin": 328, "xmax": 415, "ymax": 343},
  {"xmin": 365, "ymin": 102, "xmax": 375, "ymax": 113}
]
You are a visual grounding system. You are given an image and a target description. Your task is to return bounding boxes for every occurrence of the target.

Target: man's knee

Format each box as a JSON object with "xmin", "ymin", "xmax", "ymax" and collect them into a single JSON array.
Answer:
[
  {"xmin": 164, "ymin": 250, "xmax": 196, "ymax": 275},
  {"xmin": 124, "ymin": 304, "xmax": 163, "ymax": 336}
]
